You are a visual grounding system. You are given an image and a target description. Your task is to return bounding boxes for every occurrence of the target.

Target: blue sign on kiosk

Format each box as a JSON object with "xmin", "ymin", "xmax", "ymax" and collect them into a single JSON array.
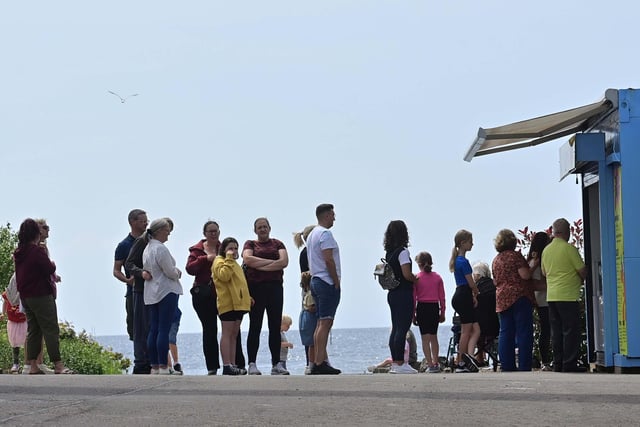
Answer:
[{"xmin": 465, "ymin": 88, "xmax": 640, "ymax": 372}]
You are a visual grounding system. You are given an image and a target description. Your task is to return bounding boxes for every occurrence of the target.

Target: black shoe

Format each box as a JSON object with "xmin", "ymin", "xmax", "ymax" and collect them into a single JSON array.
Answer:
[
  {"xmin": 455, "ymin": 364, "xmax": 470, "ymax": 373},
  {"xmin": 173, "ymin": 363, "xmax": 183, "ymax": 375},
  {"xmin": 132, "ymin": 365, "xmax": 152, "ymax": 375},
  {"xmin": 564, "ymin": 365, "xmax": 588, "ymax": 373},
  {"xmin": 462, "ymin": 353, "xmax": 479, "ymax": 373},
  {"xmin": 311, "ymin": 362, "xmax": 341, "ymax": 375},
  {"xmin": 222, "ymin": 365, "xmax": 242, "ymax": 376}
]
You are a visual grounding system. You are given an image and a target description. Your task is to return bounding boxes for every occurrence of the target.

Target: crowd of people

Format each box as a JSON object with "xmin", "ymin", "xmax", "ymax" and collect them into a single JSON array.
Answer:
[
  {"xmin": 443, "ymin": 218, "xmax": 587, "ymax": 373},
  {"xmin": 369, "ymin": 217, "xmax": 586, "ymax": 374},
  {"xmin": 3, "ymin": 206, "xmax": 586, "ymax": 376},
  {"xmin": 2, "ymin": 218, "xmax": 74, "ymax": 374},
  {"xmin": 108, "ymin": 203, "xmax": 342, "ymax": 376}
]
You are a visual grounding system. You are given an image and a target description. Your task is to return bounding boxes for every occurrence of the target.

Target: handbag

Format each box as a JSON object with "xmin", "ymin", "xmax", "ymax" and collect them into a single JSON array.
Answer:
[{"xmin": 373, "ymin": 258, "xmax": 400, "ymax": 290}]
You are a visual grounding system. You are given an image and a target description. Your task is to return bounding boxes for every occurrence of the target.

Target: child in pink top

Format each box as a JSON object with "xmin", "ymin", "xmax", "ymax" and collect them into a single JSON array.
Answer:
[{"xmin": 414, "ymin": 252, "xmax": 446, "ymax": 373}]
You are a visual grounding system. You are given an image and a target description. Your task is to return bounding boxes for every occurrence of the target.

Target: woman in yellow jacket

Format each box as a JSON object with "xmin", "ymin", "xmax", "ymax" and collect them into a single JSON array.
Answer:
[{"xmin": 212, "ymin": 237, "xmax": 251, "ymax": 376}]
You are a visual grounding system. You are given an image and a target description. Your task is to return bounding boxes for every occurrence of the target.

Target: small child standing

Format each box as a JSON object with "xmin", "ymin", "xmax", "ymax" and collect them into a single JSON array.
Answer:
[
  {"xmin": 278, "ymin": 314, "xmax": 293, "ymax": 374},
  {"xmin": 414, "ymin": 252, "xmax": 446, "ymax": 373},
  {"xmin": 2, "ymin": 274, "xmax": 27, "ymax": 374},
  {"xmin": 168, "ymin": 306, "xmax": 183, "ymax": 375}
]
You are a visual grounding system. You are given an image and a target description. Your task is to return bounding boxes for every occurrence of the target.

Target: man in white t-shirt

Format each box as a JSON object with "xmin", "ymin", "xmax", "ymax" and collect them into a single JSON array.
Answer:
[{"xmin": 307, "ymin": 203, "xmax": 341, "ymax": 375}]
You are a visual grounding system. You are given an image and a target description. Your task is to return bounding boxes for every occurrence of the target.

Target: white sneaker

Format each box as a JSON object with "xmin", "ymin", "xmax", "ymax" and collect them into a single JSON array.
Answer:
[
  {"xmin": 390, "ymin": 363, "xmax": 418, "ymax": 374},
  {"xmin": 304, "ymin": 365, "xmax": 312, "ymax": 375},
  {"xmin": 158, "ymin": 368, "xmax": 172, "ymax": 375},
  {"xmin": 22, "ymin": 365, "xmax": 30, "ymax": 375},
  {"xmin": 271, "ymin": 362, "xmax": 290, "ymax": 375},
  {"xmin": 150, "ymin": 368, "xmax": 159, "ymax": 375},
  {"xmin": 38, "ymin": 364, "xmax": 55, "ymax": 374},
  {"xmin": 10, "ymin": 364, "xmax": 20, "ymax": 374},
  {"xmin": 248, "ymin": 362, "xmax": 262, "ymax": 375}
]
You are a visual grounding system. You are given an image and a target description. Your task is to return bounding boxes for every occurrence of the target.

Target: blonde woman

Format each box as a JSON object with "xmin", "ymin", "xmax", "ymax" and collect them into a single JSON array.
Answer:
[
  {"xmin": 142, "ymin": 218, "xmax": 183, "ymax": 375},
  {"xmin": 449, "ymin": 229, "xmax": 480, "ymax": 373}
]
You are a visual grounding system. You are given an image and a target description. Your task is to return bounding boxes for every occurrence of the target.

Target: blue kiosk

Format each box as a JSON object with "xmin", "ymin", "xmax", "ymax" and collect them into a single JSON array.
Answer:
[{"xmin": 464, "ymin": 88, "xmax": 640, "ymax": 372}]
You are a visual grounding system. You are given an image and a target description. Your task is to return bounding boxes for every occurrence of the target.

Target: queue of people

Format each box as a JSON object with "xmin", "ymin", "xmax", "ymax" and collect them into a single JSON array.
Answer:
[
  {"xmin": 4, "ymin": 209, "xmax": 587, "ymax": 377},
  {"xmin": 443, "ymin": 219, "xmax": 587, "ymax": 373},
  {"xmin": 3, "ymin": 210, "xmax": 585, "ymax": 376},
  {"xmin": 373, "ymin": 218, "xmax": 586, "ymax": 374},
  {"xmin": 109, "ymin": 208, "xmax": 585, "ymax": 376}
]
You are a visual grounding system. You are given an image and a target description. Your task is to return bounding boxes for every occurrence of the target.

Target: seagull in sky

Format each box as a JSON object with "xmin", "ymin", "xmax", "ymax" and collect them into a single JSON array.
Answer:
[{"xmin": 108, "ymin": 90, "xmax": 139, "ymax": 103}]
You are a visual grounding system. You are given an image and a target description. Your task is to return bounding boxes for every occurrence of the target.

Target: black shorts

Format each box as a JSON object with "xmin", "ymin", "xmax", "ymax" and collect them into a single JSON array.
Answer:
[
  {"xmin": 219, "ymin": 310, "xmax": 246, "ymax": 321},
  {"xmin": 416, "ymin": 302, "xmax": 440, "ymax": 335},
  {"xmin": 451, "ymin": 286, "xmax": 476, "ymax": 324}
]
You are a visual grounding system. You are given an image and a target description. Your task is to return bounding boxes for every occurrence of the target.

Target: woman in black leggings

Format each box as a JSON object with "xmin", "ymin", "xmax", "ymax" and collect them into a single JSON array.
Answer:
[
  {"xmin": 242, "ymin": 217, "xmax": 289, "ymax": 375},
  {"xmin": 186, "ymin": 221, "xmax": 245, "ymax": 375}
]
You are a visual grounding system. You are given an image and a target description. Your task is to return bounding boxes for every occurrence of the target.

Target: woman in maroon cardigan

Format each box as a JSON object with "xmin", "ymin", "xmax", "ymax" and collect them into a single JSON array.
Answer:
[
  {"xmin": 186, "ymin": 220, "xmax": 245, "ymax": 375},
  {"xmin": 13, "ymin": 218, "xmax": 72, "ymax": 374}
]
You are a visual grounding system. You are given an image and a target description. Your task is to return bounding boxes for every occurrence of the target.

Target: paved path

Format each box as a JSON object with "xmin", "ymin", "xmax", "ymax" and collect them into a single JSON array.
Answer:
[{"xmin": 1, "ymin": 371, "xmax": 638, "ymax": 426}]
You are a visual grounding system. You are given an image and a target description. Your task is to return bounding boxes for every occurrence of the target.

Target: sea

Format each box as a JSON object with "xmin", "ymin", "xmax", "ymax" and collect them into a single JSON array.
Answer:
[{"xmin": 96, "ymin": 326, "xmax": 454, "ymax": 375}]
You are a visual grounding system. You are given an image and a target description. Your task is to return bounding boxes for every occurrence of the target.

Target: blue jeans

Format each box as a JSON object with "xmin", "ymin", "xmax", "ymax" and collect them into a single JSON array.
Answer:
[
  {"xmin": 387, "ymin": 287, "xmax": 413, "ymax": 362},
  {"xmin": 498, "ymin": 296, "xmax": 533, "ymax": 371},
  {"xmin": 147, "ymin": 292, "xmax": 179, "ymax": 366}
]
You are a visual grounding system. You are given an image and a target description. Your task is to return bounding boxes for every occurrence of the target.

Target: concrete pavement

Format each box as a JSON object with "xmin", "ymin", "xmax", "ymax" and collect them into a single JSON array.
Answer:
[{"xmin": 1, "ymin": 371, "xmax": 639, "ymax": 426}]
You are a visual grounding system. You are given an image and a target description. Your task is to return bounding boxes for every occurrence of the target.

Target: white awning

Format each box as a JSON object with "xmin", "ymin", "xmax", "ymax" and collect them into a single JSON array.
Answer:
[{"xmin": 463, "ymin": 93, "xmax": 616, "ymax": 162}]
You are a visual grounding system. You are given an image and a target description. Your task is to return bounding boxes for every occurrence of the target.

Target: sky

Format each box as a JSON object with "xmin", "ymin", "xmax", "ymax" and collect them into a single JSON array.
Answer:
[{"xmin": 1, "ymin": 1, "xmax": 637, "ymax": 336}]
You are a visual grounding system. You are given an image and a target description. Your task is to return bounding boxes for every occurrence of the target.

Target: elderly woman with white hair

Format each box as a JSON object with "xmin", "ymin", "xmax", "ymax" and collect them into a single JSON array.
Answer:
[
  {"xmin": 472, "ymin": 261, "xmax": 499, "ymax": 367},
  {"xmin": 142, "ymin": 218, "xmax": 183, "ymax": 375}
]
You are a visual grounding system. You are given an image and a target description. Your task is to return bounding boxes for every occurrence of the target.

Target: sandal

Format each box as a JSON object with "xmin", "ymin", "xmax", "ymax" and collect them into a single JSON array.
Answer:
[{"xmin": 54, "ymin": 367, "xmax": 76, "ymax": 375}]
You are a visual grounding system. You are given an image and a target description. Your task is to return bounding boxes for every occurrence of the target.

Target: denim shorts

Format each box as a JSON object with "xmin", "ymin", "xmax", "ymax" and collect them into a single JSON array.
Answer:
[
  {"xmin": 310, "ymin": 277, "xmax": 340, "ymax": 320},
  {"xmin": 299, "ymin": 310, "xmax": 317, "ymax": 346}
]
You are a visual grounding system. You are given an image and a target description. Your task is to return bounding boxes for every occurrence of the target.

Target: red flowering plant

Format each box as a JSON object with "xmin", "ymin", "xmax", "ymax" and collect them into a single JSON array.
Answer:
[{"xmin": 516, "ymin": 219, "xmax": 583, "ymax": 257}]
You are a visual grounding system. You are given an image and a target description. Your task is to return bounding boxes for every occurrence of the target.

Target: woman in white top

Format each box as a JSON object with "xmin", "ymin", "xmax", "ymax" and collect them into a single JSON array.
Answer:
[
  {"xmin": 383, "ymin": 220, "xmax": 418, "ymax": 374},
  {"xmin": 143, "ymin": 218, "xmax": 183, "ymax": 375}
]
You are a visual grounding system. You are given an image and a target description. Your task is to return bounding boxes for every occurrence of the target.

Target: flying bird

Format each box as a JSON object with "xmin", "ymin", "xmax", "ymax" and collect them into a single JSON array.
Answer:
[{"xmin": 108, "ymin": 91, "xmax": 139, "ymax": 103}]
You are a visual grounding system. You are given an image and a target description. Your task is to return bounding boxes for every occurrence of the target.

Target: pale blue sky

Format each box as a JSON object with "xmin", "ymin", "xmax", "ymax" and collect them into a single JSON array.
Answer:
[{"xmin": 1, "ymin": 1, "xmax": 635, "ymax": 335}]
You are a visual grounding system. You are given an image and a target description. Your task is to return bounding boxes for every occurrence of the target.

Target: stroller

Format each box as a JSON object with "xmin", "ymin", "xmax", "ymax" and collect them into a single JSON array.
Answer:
[
  {"xmin": 444, "ymin": 314, "xmax": 461, "ymax": 371},
  {"xmin": 475, "ymin": 276, "xmax": 500, "ymax": 371}
]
